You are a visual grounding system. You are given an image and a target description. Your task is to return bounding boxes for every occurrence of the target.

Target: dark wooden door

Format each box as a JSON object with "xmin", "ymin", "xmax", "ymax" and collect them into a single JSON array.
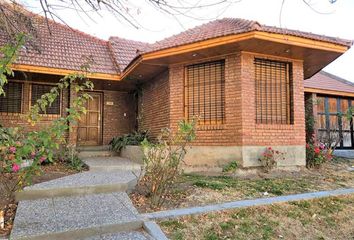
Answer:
[{"xmin": 78, "ymin": 92, "xmax": 102, "ymax": 146}]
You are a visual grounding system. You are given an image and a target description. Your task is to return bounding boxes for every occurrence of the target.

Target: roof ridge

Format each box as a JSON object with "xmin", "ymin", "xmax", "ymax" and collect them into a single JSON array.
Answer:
[
  {"xmin": 262, "ymin": 23, "xmax": 353, "ymax": 46},
  {"xmin": 109, "ymin": 36, "xmax": 150, "ymax": 45},
  {"xmin": 320, "ymin": 71, "xmax": 354, "ymax": 86}
]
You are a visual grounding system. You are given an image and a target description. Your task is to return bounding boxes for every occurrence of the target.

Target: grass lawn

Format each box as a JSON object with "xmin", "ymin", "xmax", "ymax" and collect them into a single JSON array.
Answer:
[
  {"xmin": 0, "ymin": 161, "xmax": 82, "ymax": 237},
  {"xmin": 131, "ymin": 158, "xmax": 354, "ymax": 212},
  {"xmin": 159, "ymin": 194, "xmax": 354, "ymax": 240}
]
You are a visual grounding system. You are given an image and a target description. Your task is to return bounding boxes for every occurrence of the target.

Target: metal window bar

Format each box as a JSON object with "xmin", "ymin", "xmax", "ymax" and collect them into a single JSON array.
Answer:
[
  {"xmin": 0, "ymin": 82, "xmax": 23, "ymax": 113},
  {"xmin": 185, "ymin": 60, "xmax": 225, "ymax": 125},
  {"xmin": 31, "ymin": 84, "xmax": 61, "ymax": 114},
  {"xmin": 254, "ymin": 58, "xmax": 293, "ymax": 124}
]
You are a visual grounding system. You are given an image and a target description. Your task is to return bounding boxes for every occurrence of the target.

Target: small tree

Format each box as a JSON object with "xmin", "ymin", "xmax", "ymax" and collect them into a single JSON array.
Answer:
[{"xmin": 140, "ymin": 119, "xmax": 197, "ymax": 207}]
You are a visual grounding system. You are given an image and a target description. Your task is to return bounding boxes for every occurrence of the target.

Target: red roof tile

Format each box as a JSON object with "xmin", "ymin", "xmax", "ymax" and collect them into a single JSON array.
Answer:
[
  {"xmin": 147, "ymin": 18, "xmax": 352, "ymax": 54},
  {"xmin": 108, "ymin": 37, "xmax": 151, "ymax": 71},
  {"xmin": 304, "ymin": 71, "xmax": 354, "ymax": 94},
  {"xmin": 0, "ymin": 4, "xmax": 351, "ymax": 77},
  {"xmin": 0, "ymin": 13, "xmax": 119, "ymax": 75}
]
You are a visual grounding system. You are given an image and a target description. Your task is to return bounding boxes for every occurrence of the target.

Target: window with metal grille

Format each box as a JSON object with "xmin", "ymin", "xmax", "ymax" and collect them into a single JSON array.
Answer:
[
  {"xmin": 31, "ymin": 84, "xmax": 61, "ymax": 114},
  {"xmin": 184, "ymin": 60, "xmax": 225, "ymax": 125},
  {"xmin": 0, "ymin": 82, "xmax": 23, "ymax": 113},
  {"xmin": 255, "ymin": 58, "xmax": 293, "ymax": 124}
]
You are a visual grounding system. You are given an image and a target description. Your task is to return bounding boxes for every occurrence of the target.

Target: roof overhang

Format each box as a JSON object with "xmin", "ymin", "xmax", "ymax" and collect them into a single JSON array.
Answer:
[
  {"xmin": 304, "ymin": 87, "xmax": 354, "ymax": 98},
  {"xmin": 123, "ymin": 30, "xmax": 350, "ymax": 80},
  {"xmin": 11, "ymin": 64, "xmax": 121, "ymax": 81}
]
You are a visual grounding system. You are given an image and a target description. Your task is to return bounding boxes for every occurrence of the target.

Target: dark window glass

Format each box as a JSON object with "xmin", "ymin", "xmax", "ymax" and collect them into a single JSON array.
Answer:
[{"xmin": 0, "ymin": 82, "xmax": 23, "ymax": 113}]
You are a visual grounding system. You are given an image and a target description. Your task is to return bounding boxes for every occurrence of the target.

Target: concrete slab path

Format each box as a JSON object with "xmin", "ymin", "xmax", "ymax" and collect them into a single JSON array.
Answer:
[
  {"xmin": 143, "ymin": 188, "xmax": 354, "ymax": 220},
  {"xmin": 10, "ymin": 151, "xmax": 167, "ymax": 240}
]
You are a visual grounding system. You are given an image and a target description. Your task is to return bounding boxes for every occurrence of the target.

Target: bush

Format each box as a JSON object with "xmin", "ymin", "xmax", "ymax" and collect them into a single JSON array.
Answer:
[
  {"xmin": 110, "ymin": 130, "xmax": 149, "ymax": 153},
  {"xmin": 306, "ymin": 134, "xmax": 332, "ymax": 168},
  {"xmin": 222, "ymin": 161, "xmax": 238, "ymax": 173},
  {"xmin": 59, "ymin": 144, "xmax": 85, "ymax": 171},
  {"xmin": 140, "ymin": 119, "xmax": 196, "ymax": 207},
  {"xmin": 258, "ymin": 147, "xmax": 285, "ymax": 172}
]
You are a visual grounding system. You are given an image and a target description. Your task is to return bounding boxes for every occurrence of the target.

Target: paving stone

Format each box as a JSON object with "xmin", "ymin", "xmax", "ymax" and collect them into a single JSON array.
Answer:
[
  {"xmin": 83, "ymin": 157, "xmax": 141, "ymax": 173},
  {"xmin": 16, "ymin": 171, "xmax": 137, "ymax": 200},
  {"xmin": 11, "ymin": 199, "xmax": 58, "ymax": 239},
  {"xmin": 84, "ymin": 230, "xmax": 154, "ymax": 240},
  {"xmin": 11, "ymin": 193, "xmax": 143, "ymax": 240}
]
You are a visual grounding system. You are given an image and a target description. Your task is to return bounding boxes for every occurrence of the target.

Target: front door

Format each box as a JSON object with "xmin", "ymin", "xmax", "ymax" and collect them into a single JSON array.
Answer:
[{"xmin": 78, "ymin": 92, "xmax": 102, "ymax": 146}]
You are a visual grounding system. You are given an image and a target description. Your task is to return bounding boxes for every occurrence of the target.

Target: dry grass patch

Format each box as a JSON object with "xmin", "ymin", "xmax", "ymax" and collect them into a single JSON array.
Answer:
[
  {"xmin": 160, "ymin": 194, "xmax": 354, "ymax": 240},
  {"xmin": 132, "ymin": 158, "xmax": 354, "ymax": 212}
]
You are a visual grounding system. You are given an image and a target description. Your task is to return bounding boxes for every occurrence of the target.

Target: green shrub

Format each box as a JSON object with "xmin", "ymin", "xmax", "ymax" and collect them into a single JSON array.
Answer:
[
  {"xmin": 60, "ymin": 144, "xmax": 85, "ymax": 171},
  {"xmin": 140, "ymin": 119, "xmax": 196, "ymax": 207},
  {"xmin": 222, "ymin": 161, "xmax": 238, "ymax": 173},
  {"xmin": 306, "ymin": 134, "xmax": 332, "ymax": 168},
  {"xmin": 258, "ymin": 147, "xmax": 285, "ymax": 172},
  {"xmin": 110, "ymin": 130, "xmax": 149, "ymax": 153}
]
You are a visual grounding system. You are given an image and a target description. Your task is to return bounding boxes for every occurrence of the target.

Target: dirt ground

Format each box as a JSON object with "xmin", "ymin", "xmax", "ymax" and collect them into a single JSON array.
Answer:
[
  {"xmin": 0, "ymin": 162, "xmax": 80, "ymax": 237},
  {"xmin": 160, "ymin": 194, "xmax": 354, "ymax": 240},
  {"xmin": 131, "ymin": 158, "xmax": 354, "ymax": 213}
]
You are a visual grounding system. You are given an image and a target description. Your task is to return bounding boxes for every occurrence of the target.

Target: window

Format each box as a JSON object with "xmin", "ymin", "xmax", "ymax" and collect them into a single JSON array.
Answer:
[
  {"xmin": 0, "ymin": 82, "xmax": 23, "ymax": 113},
  {"xmin": 255, "ymin": 58, "xmax": 293, "ymax": 124},
  {"xmin": 31, "ymin": 84, "xmax": 61, "ymax": 114},
  {"xmin": 317, "ymin": 96, "xmax": 354, "ymax": 149},
  {"xmin": 184, "ymin": 60, "xmax": 225, "ymax": 125}
]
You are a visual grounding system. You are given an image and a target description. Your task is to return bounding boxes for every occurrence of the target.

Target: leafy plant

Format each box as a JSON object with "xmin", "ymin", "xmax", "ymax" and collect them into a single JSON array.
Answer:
[
  {"xmin": 140, "ymin": 118, "xmax": 197, "ymax": 207},
  {"xmin": 258, "ymin": 147, "xmax": 285, "ymax": 172},
  {"xmin": 306, "ymin": 134, "xmax": 332, "ymax": 168},
  {"xmin": 60, "ymin": 144, "xmax": 85, "ymax": 171},
  {"xmin": 0, "ymin": 66, "xmax": 93, "ymax": 204},
  {"xmin": 222, "ymin": 161, "xmax": 238, "ymax": 173},
  {"xmin": 0, "ymin": 33, "xmax": 25, "ymax": 96},
  {"xmin": 110, "ymin": 130, "xmax": 149, "ymax": 153}
]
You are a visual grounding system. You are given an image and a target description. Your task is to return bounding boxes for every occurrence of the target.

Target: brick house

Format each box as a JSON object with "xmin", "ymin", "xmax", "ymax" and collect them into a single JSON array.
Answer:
[
  {"xmin": 305, "ymin": 71, "xmax": 354, "ymax": 152},
  {"xmin": 0, "ymin": 14, "xmax": 352, "ymax": 171}
]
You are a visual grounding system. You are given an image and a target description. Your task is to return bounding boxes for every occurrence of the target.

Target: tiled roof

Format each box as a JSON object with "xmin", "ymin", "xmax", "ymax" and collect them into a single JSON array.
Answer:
[
  {"xmin": 108, "ymin": 37, "xmax": 151, "ymax": 71},
  {"xmin": 0, "ymin": 5, "xmax": 351, "ymax": 76},
  {"xmin": 147, "ymin": 18, "xmax": 352, "ymax": 53},
  {"xmin": 0, "ymin": 12, "xmax": 119, "ymax": 75},
  {"xmin": 304, "ymin": 71, "xmax": 354, "ymax": 94}
]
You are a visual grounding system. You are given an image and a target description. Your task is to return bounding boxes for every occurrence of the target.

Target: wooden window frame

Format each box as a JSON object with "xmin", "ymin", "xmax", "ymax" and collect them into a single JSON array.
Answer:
[
  {"xmin": 30, "ymin": 82, "xmax": 62, "ymax": 116},
  {"xmin": 184, "ymin": 60, "xmax": 226, "ymax": 126},
  {"xmin": 0, "ymin": 81, "xmax": 24, "ymax": 115},
  {"xmin": 255, "ymin": 58, "xmax": 294, "ymax": 125},
  {"xmin": 316, "ymin": 95, "xmax": 354, "ymax": 149}
]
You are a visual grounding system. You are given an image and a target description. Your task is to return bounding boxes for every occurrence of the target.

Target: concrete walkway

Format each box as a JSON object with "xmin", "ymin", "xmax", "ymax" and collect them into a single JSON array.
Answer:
[
  {"xmin": 143, "ymin": 188, "xmax": 354, "ymax": 220},
  {"xmin": 11, "ymin": 150, "xmax": 168, "ymax": 240}
]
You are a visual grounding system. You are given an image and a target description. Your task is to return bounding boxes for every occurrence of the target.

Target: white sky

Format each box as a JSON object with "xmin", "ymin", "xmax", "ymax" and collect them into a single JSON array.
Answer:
[{"xmin": 22, "ymin": 0, "xmax": 354, "ymax": 81}]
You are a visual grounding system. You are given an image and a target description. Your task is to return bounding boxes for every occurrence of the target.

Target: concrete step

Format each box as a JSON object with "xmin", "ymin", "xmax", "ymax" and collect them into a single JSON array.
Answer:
[
  {"xmin": 11, "ymin": 193, "xmax": 143, "ymax": 240},
  {"xmin": 77, "ymin": 145, "xmax": 111, "ymax": 152},
  {"xmin": 83, "ymin": 230, "xmax": 155, "ymax": 240},
  {"xmin": 16, "ymin": 171, "xmax": 137, "ymax": 201},
  {"xmin": 83, "ymin": 157, "xmax": 142, "ymax": 173},
  {"xmin": 78, "ymin": 150, "xmax": 117, "ymax": 159}
]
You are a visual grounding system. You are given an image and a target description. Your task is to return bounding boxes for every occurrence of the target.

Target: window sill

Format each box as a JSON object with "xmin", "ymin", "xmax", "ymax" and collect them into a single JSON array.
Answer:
[
  {"xmin": 255, "ymin": 124, "xmax": 294, "ymax": 130},
  {"xmin": 0, "ymin": 112, "xmax": 23, "ymax": 116},
  {"xmin": 197, "ymin": 124, "xmax": 225, "ymax": 131}
]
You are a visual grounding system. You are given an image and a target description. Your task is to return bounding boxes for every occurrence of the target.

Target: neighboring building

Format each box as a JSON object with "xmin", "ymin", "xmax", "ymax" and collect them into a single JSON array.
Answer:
[
  {"xmin": 304, "ymin": 71, "xmax": 354, "ymax": 150},
  {"xmin": 0, "ymin": 8, "xmax": 352, "ymax": 171}
]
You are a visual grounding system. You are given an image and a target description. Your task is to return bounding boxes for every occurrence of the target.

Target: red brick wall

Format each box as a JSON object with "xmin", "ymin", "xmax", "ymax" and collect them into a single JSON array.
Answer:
[
  {"xmin": 240, "ymin": 52, "xmax": 305, "ymax": 146},
  {"xmin": 0, "ymin": 77, "xmax": 136, "ymax": 146},
  {"xmin": 102, "ymin": 90, "xmax": 136, "ymax": 144},
  {"xmin": 169, "ymin": 54, "xmax": 243, "ymax": 146},
  {"xmin": 139, "ymin": 70, "xmax": 170, "ymax": 139},
  {"xmin": 0, "ymin": 80, "xmax": 69, "ymax": 133},
  {"xmin": 168, "ymin": 52, "xmax": 306, "ymax": 147}
]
